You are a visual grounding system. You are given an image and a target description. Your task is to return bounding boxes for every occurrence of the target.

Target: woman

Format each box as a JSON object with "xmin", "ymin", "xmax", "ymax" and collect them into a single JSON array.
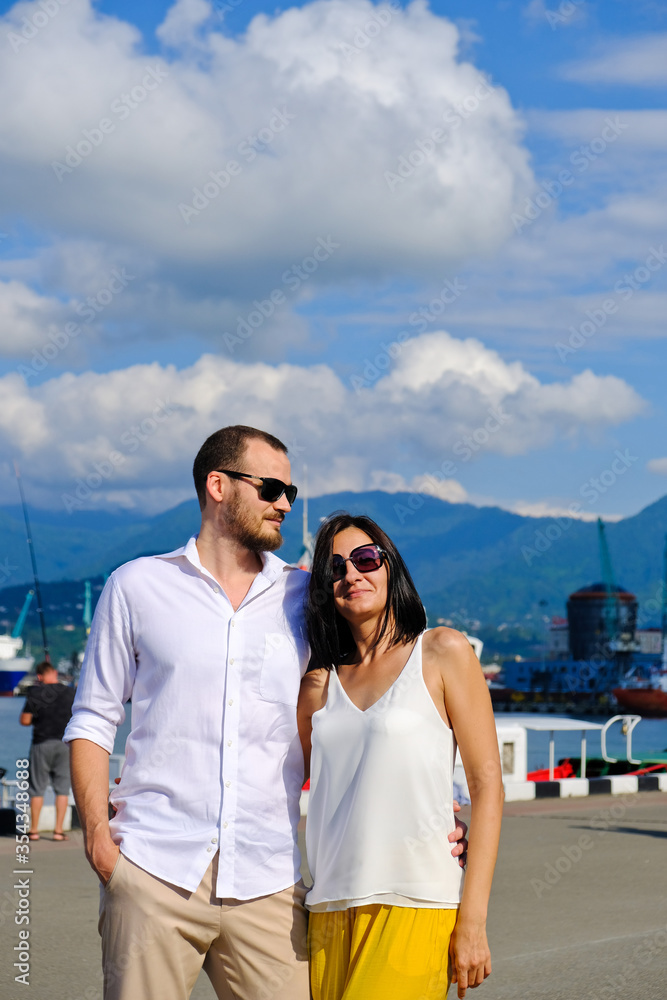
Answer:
[{"xmin": 297, "ymin": 513, "xmax": 503, "ymax": 1000}]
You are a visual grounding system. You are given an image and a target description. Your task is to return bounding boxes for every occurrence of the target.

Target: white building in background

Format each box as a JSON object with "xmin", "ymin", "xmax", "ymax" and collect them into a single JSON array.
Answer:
[
  {"xmin": 547, "ymin": 617, "xmax": 569, "ymax": 658},
  {"xmin": 545, "ymin": 619, "xmax": 663, "ymax": 659},
  {"xmin": 635, "ymin": 628, "xmax": 663, "ymax": 655}
]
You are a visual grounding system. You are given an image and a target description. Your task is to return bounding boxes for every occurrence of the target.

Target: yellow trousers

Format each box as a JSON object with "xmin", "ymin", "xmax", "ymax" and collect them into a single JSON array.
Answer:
[{"xmin": 309, "ymin": 904, "xmax": 458, "ymax": 1000}]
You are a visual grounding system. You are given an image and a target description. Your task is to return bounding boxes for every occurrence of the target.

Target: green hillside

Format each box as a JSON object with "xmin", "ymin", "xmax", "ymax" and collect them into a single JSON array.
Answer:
[{"xmin": 2, "ymin": 493, "xmax": 666, "ymax": 655}]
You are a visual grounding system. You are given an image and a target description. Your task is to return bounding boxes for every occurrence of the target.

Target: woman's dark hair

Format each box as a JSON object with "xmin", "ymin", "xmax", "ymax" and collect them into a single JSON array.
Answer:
[{"xmin": 306, "ymin": 512, "xmax": 426, "ymax": 669}]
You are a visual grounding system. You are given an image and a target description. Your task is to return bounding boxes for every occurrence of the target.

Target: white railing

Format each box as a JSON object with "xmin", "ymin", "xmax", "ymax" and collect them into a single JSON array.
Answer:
[{"xmin": 600, "ymin": 714, "xmax": 643, "ymax": 765}]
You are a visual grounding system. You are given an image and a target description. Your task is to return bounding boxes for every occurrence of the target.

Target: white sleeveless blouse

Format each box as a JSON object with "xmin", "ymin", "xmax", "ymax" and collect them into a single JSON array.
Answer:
[{"xmin": 305, "ymin": 632, "xmax": 464, "ymax": 912}]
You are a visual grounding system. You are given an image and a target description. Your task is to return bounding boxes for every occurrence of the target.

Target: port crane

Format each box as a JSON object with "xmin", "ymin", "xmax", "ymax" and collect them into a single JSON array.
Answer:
[
  {"xmin": 11, "ymin": 589, "xmax": 34, "ymax": 639},
  {"xmin": 597, "ymin": 518, "xmax": 637, "ymax": 674}
]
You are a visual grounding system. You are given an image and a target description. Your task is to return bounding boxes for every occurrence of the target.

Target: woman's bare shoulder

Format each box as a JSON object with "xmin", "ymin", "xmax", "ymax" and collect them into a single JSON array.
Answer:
[
  {"xmin": 423, "ymin": 629, "xmax": 482, "ymax": 687},
  {"xmin": 423, "ymin": 626, "xmax": 475, "ymax": 659}
]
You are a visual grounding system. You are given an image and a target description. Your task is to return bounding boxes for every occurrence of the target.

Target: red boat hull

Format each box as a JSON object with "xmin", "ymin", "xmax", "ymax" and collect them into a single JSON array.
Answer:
[{"xmin": 612, "ymin": 687, "xmax": 667, "ymax": 718}]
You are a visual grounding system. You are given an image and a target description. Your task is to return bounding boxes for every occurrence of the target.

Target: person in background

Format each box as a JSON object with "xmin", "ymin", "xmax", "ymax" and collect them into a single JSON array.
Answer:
[
  {"xmin": 20, "ymin": 660, "xmax": 75, "ymax": 841},
  {"xmin": 298, "ymin": 513, "xmax": 503, "ymax": 1000}
]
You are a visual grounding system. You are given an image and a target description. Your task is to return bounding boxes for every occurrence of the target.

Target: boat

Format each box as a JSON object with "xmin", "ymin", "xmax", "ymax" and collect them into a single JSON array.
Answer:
[
  {"xmin": 0, "ymin": 634, "xmax": 34, "ymax": 696},
  {"xmin": 0, "ymin": 590, "xmax": 35, "ymax": 695},
  {"xmin": 612, "ymin": 669, "xmax": 667, "ymax": 718},
  {"xmin": 612, "ymin": 688, "xmax": 667, "ymax": 717}
]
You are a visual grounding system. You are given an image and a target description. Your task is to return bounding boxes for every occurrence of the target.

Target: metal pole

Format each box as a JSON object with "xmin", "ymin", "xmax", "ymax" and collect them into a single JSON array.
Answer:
[
  {"xmin": 580, "ymin": 732, "xmax": 587, "ymax": 779},
  {"xmin": 549, "ymin": 731, "xmax": 555, "ymax": 780},
  {"xmin": 13, "ymin": 461, "xmax": 50, "ymax": 663}
]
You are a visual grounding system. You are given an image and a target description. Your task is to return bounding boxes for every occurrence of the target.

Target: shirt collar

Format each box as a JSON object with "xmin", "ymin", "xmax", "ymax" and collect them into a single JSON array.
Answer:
[{"xmin": 157, "ymin": 535, "xmax": 291, "ymax": 585}]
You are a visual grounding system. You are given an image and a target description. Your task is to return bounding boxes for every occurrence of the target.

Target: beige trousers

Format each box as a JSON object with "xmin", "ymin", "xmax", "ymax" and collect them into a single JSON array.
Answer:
[{"xmin": 98, "ymin": 852, "xmax": 309, "ymax": 1000}]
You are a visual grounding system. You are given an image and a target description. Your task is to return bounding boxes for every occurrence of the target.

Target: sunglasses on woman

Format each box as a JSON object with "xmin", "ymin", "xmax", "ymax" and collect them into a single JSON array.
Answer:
[
  {"xmin": 217, "ymin": 469, "xmax": 298, "ymax": 505},
  {"xmin": 332, "ymin": 544, "xmax": 387, "ymax": 581}
]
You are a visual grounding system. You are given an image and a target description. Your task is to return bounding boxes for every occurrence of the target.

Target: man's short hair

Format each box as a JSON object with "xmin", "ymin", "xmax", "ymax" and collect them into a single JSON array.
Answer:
[
  {"xmin": 193, "ymin": 425, "xmax": 288, "ymax": 510},
  {"xmin": 35, "ymin": 661, "xmax": 56, "ymax": 677}
]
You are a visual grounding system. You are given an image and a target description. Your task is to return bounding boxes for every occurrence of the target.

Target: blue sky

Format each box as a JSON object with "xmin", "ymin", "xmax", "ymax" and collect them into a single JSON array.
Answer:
[{"xmin": 0, "ymin": 0, "xmax": 665, "ymax": 519}]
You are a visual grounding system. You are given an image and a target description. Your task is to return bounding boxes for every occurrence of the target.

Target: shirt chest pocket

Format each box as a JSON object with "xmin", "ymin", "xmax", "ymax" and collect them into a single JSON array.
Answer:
[{"xmin": 259, "ymin": 632, "xmax": 304, "ymax": 707}]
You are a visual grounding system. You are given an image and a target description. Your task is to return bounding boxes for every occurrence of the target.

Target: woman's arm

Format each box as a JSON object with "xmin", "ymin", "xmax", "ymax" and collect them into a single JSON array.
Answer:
[
  {"xmin": 296, "ymin": 667, "xmax": 329, "ymax": 781},
  {"xmin": 426, "ymin": 628, "xmax": 504, "ymax": 999}
]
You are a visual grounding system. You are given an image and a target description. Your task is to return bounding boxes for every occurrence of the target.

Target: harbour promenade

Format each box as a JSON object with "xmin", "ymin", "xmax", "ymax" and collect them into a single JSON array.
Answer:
[{"xmin": 1, "ymin": 792, "xmax": 666, "ymax": 1000}]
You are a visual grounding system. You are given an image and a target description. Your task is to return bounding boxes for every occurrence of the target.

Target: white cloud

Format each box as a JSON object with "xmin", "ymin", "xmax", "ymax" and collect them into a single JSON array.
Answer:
[
  {"xmin": 527, "ymin": 109, "xmax": 667, "ymax": 149},
  {"xmin": 0, "ymin": 279, "xmax": 70, "ymax": 354},
  {"xmin": 374, "ymin": 333, "xmax": 646, "ymax": 455},
  {"xmin": 361, "ymin": 99, "xmax": 663, "ymax": 364},
  {"xmin": 561, "ymin": 34, "xmax": 667, "ymax": 85},
  {"xmin": 0, "ymin": 0, "xmax": 533, "ymax": 356},
  {"xmin": 382, "ymin": 332, "xmax": 529, "ymax": 400},
  {"xmin": 0, "ymin": 331, "xmax": 646, "ymax": 510},
  {"xmin": 428, "ymin": 185, "xmax": 667, "ymax": 354},
  {"xmin": 156, "ymin": 0, "xmax": 213, "ymax": 47},
  {"xmin": 508, "ymin": 500, "xmax": 619, "ymax": 522},
  {"xmin": 368, "ymin": 469, "xmax": 470, "ymax": 504}
]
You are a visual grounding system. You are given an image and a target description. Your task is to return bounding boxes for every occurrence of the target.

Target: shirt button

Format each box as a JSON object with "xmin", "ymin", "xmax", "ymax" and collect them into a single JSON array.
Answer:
[
  {"xmin": 213, "ymin": 587, "xmax": 220, "ymax": 594},
  {"xmin": 211, "ymin": 838, "xmax": 218, "ymax": 844},
  {"xmin": 229, "ymin": 658, "xmax": 235, "ymax": 665},
  {"xmin": 227, "ymin": 740, "xmax": 232, "ymax": 747},
  {"xmin": 207, "ymin": 847, "xmax": 213, "ymax": 853},
  {"xmin": 228, "ymin": 699, "xmax": 233, "ymax": 706},
  {"xmin": 225, "ymin": 780, "xmax": 231, "ymax": 788},
  {"xmin": 231, "ymin": 621, "xmax": 235, "ymax": 627},
  {"xmin": 223, "ymin": 822, "xmax": 228, "ymax": 829}
]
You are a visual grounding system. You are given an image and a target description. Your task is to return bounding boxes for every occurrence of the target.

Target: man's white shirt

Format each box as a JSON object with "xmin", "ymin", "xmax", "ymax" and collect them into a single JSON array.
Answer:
[{"xmin": 64, "ymin": 535, "xmax": 310, "ymax": 899}]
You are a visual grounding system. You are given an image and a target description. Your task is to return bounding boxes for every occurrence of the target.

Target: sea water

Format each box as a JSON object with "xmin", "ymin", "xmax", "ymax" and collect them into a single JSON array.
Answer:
[
  {"xmin": 0, "ymin": 697, "xmax": 132, "ymax": 776},
  {"xmin": 1, "ymin": 697, "xmax": 666, "ymax": 777}
]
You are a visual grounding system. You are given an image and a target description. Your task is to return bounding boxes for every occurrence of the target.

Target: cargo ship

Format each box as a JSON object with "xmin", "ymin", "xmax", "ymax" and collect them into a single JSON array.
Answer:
[{"xmin": 612, "ymin": 669, "xmax": 667, "ymax": 718}]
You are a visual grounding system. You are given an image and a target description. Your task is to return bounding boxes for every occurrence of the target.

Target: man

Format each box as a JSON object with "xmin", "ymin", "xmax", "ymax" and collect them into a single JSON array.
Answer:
[
  {"xmin": 20, "ymin": 659, "xmax": 75, "ymax": 841},
  {"xmin": 65, "ymin": 425, "xmax": 466, "ymax": 1000}
]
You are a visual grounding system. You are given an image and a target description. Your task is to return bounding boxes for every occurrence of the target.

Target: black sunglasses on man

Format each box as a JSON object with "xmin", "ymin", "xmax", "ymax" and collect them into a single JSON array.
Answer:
[{"xmin": 217, "ymin": 469, "xmax": 298, "ymax": 505}]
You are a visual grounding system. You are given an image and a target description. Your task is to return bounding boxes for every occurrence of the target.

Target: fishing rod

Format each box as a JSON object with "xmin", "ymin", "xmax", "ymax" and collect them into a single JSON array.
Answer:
[{"xmin": 13, "ymin": 461, "xmax": 50, "ymax": 663}]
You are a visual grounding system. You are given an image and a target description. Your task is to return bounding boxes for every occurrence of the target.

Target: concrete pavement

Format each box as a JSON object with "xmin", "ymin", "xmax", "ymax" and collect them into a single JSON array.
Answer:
[{"xmin": 1, "ymin": 792, "xmax": 665, "ymax": 999}]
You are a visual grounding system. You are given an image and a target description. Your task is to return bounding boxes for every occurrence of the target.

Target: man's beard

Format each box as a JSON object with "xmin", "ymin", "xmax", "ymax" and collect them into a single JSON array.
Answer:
[{"xmin": 222, "ymin": 487, "xmax": 284, "ymax": 553}]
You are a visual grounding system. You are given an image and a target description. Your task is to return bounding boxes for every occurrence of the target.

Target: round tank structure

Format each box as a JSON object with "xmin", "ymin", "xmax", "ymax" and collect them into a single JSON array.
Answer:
[{"xmin": 566, "ymin": 583, "xmax": 637, "ymax": 661}]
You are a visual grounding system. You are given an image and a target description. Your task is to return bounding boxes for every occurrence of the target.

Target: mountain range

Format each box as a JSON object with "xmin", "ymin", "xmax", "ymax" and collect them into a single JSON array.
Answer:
[{"xmin": 2, "ymin": 491, "xmax": 667, "ymax": 631}]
